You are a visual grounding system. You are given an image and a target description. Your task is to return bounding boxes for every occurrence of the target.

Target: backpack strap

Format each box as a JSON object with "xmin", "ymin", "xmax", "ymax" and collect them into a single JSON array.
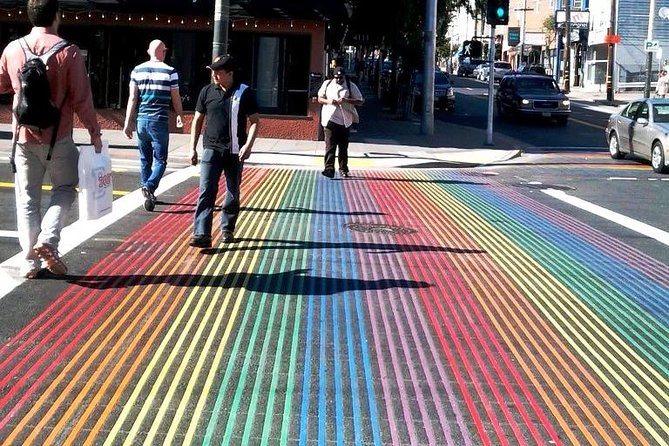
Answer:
[
  {"xmin": 39, "ymin": 39, "xmax": 70, "ymax": 65},
  {"xmin": 15, "ymin": 38, "xmax": 70, "ymax": 162},
  {"xmin": 19, "ymin": 37, "xmax": 70, "ymax": 62}
]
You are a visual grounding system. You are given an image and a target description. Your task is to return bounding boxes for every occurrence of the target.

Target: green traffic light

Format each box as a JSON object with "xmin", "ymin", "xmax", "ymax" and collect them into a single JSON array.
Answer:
[{"xmin": 496, "ymin": 7, "xmax": 506, "ymax": 18}]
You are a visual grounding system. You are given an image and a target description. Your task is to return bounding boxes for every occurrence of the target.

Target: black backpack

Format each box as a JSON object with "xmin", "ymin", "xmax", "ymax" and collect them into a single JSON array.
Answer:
[
  {"xmin": 9, "ymin": 38, "xmax": 70, "ymax": 172},
  {"xmin": 15, "ymin": 38, "xmax": 70, "ymax": 129}
]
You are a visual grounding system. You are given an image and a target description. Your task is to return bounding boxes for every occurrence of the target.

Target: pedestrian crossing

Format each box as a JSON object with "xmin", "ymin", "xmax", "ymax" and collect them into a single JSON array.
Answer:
[{"xmin": 0, "ymin": 167, "xmax": 667, "ymax": 445}]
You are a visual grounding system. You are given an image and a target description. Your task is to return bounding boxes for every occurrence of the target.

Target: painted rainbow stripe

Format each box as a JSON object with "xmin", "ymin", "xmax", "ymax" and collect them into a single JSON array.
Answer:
[{"xmin": 0, "ymin": 168, "xmax": 666, "ymax": 445}]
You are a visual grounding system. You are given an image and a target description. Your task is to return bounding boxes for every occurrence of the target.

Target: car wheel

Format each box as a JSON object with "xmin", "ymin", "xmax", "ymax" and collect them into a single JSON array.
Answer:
[
  {"xmin": 608, "ymin": 132, "xmax": 624, "ymax": 159},
  {"xmin": 651, "ymin": 141, "xmax": 668, "ymax": 173}
]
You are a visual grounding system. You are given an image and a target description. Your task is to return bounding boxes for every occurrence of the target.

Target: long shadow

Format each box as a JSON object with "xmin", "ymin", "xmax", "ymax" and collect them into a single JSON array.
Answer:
[
  {"xmin": 199, "ymin": 237, "xmax": 486, "ymax": 256},
  {"xmin": 240, "ymin": 206, "xmax": 384, "ymax": 216},
  {"xmin": 65, "ymin": 269, "xmax": 432, "ymax": 294},
  {"xmin": 353, "ymin": 176, "xmax": 489, "ymax": 185}
]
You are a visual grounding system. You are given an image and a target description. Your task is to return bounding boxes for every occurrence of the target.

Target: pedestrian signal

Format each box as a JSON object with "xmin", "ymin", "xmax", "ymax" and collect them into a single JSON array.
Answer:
[
  {"xmin": 462, "ymin": 40, "xmax": 483, "ymax": 59},
  {"xmin": 487, "ymin": 0, "xmax": 509, "ymax": 26}
]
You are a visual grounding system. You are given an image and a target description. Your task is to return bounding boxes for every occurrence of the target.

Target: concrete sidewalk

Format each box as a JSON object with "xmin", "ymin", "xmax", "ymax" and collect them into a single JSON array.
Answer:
[{"xmin": 0, "ymin": 84, "xmax": 646, "ymax": 171}]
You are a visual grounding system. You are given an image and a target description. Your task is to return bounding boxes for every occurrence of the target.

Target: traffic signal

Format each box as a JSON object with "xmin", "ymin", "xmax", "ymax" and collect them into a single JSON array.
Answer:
[{"xmin": 487, "ymin": 0, "xmax": 510, "ymax": 26}]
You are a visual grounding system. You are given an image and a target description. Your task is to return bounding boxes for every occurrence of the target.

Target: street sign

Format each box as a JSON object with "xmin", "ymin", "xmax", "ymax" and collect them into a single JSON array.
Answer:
[
  {"xmin": 645, "ymin": 40, "xmax": 660, "ymax": 52},
  {"xmin": 508, "ymin": 27, "xmax": 520, "ymax": 46}
]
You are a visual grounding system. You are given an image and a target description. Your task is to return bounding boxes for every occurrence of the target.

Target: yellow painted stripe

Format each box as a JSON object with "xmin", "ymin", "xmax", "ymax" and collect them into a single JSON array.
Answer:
[
  {"xmin": 0, "ymin": 181, "xmax": 128, "ymax": 196},
  {"xmin": 162, "ymin": 170, "xmax": 293, "ymax": 445},
  {"xmin": 106, "ymin": 170, "xmax": 290, "ymax": 445},
  {"xmin": 6, "ymin": 230, "xmax": 194, "ymax": 444},
  {"xmin": 403, "ymin": 171, "xmax": 647, "ymax": 443},
  {"xmin": 412, "ymin": 171, "xmax": 668, "ymax": 442}
]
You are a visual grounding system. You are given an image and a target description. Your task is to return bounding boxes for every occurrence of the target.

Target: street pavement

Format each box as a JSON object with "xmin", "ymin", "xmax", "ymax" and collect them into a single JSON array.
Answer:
[{"xmin": 0, "ymin": 86, "xmax": 667, "ymax": 444}]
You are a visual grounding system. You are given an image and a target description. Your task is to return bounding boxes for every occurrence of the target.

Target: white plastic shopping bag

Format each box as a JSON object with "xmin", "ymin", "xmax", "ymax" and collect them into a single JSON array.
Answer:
[{"xmin": 78, "ymin": 141, "xmax": 113, "ymax": 221}]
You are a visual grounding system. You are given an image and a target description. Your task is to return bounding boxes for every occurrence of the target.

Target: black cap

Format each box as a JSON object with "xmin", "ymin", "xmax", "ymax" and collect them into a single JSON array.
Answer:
[
  {"xmin": 333, "ymin": 67, "xmax": 345, "ymax": 77},
  {"xmin": 207, "ymin": 55, "xmax": 237, "ymax": 71}
]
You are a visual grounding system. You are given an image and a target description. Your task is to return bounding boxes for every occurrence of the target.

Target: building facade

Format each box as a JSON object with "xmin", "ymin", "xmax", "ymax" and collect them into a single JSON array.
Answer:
[{"xmin": 0, "ymin": 0, "xmax": 349, "ymax": 139}]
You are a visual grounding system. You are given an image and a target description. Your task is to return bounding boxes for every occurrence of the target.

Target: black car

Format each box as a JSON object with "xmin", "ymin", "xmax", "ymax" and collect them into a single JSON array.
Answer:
[
  {"xmin": 412, "ymin": 70, "xmax": 456, "ymax": 111},
  {"xmin": 516, "ymin": 64, "xmax": 547, "ymax": 75},
  {"xmin": 495, "ymin": 73, "xmax": 570, "ymax": 125},
  {"xmin": 457, "ymin": 59, "xmax": 483, "ymax": 77}
]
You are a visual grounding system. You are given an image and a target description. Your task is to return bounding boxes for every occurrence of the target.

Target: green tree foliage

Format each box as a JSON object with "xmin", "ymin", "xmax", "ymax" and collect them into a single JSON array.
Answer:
[{"xmin": 347, "ymin": 0, "xmax": 471, "ymax": 71}]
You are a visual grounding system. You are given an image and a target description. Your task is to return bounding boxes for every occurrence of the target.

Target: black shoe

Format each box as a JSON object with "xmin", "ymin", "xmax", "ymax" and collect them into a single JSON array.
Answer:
[
  {"xmin": 321, "ymin": 169, "xmax": 335, "ymax": 178},
  {"xmin": 189, "ymin": 235, "xmax": 212, "ymax": 248},
  {"xmin": 142, "ymin": 186, "xmax": 156, "ymax": 212},
  {"xmin": 222, "ymin": 231, "xmax": 234, "ymax": 243},
  {"xmin": 339, "ymin": 169, "xmax": 350, "ymax": 178}
]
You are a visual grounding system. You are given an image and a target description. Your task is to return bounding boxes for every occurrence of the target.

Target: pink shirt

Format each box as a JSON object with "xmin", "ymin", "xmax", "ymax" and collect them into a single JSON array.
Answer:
[{"xmin": 0, "ymin": 27, "xmax": 101, "ymax": 144}]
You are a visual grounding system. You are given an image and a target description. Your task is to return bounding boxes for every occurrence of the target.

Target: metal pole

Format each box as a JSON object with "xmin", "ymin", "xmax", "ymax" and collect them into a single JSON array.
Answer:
[
  {"xmin": 606, "ymin": 0, "xmax": 617, "ymax": 103},
  {"xmin": 486, "ymin": 25, "xmax": 496, "ymax": 145},
  {"xmin": 563, "ymin": 0, "xmax": 571, "ymax": 92},
  {"xmin": 521, "ymin": 0, "xmax": 528, "ymax": 66},
  {"xmin": 554, "ymin": 10, "xmax": 561, "ymax": 83},
  {"xmin": 644, "ymin": 0, "xmax": 656, "ymax": 98},
  {"xmin": 212, "ymin": 0, "xmax": 229, "ymax": 60},
  {"xmin": 421, "ymin": 0, "xmax": 437, "ymax": 135}
]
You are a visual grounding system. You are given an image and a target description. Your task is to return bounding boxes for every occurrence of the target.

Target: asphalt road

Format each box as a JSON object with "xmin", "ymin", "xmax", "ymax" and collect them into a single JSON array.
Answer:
[{"xmin": 0, "ymin": 82, "xmax": 667, "ymax": 445}]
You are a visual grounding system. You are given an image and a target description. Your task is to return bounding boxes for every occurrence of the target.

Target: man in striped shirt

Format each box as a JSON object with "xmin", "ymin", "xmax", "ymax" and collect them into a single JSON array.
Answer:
[{"xmin": 123, "ymin": 39, "xmax": 184, "ymax": 211}]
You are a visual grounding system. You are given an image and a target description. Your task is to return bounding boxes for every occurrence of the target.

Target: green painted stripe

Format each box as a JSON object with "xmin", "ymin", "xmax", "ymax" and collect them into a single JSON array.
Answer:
[{"xmin": 419, "ymin": 172, "xmax": 668, "ymax": 441}]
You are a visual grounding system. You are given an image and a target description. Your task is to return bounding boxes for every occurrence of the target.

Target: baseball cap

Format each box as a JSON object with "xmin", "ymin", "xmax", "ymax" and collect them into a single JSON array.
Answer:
[
  {"xmin": 333, "ymin": 67, "xmax": 345, "ymax": 77},
  {"xmin": 207, "ymin": 55, "xmax": 237, "ymax": 71}
]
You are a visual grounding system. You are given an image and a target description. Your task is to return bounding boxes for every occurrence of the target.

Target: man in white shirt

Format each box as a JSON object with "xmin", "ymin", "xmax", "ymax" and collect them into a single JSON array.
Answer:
[{"xmin": 317, "ymin": 67, "xmax": 364, "ymax": 178}]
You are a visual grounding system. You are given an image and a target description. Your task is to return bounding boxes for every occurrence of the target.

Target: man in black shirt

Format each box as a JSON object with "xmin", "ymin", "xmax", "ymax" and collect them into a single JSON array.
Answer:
[{"xmin": 188, "ymin": 55, "xmax": 260, "ymax": 248}]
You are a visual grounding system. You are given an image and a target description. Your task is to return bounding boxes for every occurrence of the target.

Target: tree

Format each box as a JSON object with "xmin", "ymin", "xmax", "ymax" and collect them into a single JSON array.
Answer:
[{"xmin": 542, "ymin": 15, "xmax": 556, "ymax": 72}]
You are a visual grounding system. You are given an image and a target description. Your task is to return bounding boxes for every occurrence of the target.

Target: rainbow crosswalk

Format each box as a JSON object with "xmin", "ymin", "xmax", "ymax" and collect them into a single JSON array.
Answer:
[{"xmin": 0, "ymin": 167, "xmax": 667, "ymax": 445}]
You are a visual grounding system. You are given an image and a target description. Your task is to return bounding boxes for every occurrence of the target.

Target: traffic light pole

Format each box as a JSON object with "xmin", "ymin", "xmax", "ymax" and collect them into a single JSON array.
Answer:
[
  {"xmin": 606, "ymin": 0, "xmax": 617, "ymax": 104},
  {"xmin": 486, "ymin": 25, "xmax": 495, "ymax": 145},
  {"xmin": 421, "ymin": 0, "xmax": 437, "ymax": 135},
  {"xmin": 563, "ymin": 0, "xmax": 571, "ymax": 92},
  {"xmin": 212, "ymin": 0, "xmax": 230, "ymax": 59}
]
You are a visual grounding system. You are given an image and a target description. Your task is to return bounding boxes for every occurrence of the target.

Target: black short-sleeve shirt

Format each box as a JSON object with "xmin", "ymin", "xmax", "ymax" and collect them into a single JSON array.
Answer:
[{"xmin": 195, "ymin": 82, "xmax": 259, "ymax": 152}]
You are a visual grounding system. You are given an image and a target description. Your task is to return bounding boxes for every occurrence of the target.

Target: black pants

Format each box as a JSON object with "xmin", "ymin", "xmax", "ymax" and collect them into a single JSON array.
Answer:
[{"xmin": 323, "ymin": 121, "xmax": 350, "ymax": 173}]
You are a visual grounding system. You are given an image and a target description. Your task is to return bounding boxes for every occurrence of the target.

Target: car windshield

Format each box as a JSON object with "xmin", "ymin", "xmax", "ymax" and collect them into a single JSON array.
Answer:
[
  {"xmin": 516, "ymin": 77, "xmax": 559, "ymax": 93},
  {"xmin": 653, "ymin": 103, "xmax": 669, "ymax": 122},
  {"xmin": 494, "ymin": 62, "xmax": 512, "ymax": 69},
  {"xmin": 414, "ymin": 71, "xmax": 451, "ymax": 86}
]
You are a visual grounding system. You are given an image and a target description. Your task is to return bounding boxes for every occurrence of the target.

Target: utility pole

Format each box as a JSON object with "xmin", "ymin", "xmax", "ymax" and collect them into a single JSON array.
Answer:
[
  {"xmin": 520, "ymin": 0, "xmax": 529, "ymax": 66},
  {"xmin": 212, "ymin": 0, "xmax": 230, "ymax": 60},
  {"xmin": 606, "ymin": 0, "xmax": 617, "ymax": 103},
  {"xmin": 563, "ymin": 0, "xmax": 571, "ymax": 92},
  {"xmin": 421, "ymin": 0, "xmax": 437, "ymax": 135},
  {"xmin": 644, "ymin": 0, "xmax": 657, "ymax": 98}
]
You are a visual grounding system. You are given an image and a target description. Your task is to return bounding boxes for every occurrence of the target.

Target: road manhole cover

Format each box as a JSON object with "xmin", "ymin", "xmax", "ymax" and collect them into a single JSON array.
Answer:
[{"xmin": 344, "ymin": 222, "xmax": 417, "ymax": 235}]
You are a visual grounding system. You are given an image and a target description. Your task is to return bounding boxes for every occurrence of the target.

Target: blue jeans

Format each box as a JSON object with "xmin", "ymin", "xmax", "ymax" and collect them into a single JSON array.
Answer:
[
  {"xmin": 136, "ymin": 119, "xmax": 169, "ymax": 192},
  {"xmin": 193, "ymin": 148, "xmax": 243, "ymax": 237}
]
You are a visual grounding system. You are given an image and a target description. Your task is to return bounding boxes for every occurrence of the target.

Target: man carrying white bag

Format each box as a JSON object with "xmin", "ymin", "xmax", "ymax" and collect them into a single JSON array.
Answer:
[{"xmin": 78, "ymin": 141, "xmax": 113, "ymax": 221}]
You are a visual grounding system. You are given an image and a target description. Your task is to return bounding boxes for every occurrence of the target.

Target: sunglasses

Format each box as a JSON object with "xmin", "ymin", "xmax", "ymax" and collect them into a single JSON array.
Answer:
[{"xmin": 334, "ymin": 75, "xmax": 344, "ymax": 79}]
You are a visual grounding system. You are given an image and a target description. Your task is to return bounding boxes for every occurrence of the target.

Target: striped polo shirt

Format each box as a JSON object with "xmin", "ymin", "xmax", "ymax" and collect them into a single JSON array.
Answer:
[{"xmin": 129, "ymin": 60, "xmax": 179, "ymax": 122}]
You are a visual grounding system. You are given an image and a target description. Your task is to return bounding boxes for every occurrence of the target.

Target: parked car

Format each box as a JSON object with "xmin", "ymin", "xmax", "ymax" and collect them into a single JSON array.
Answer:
[
  {"xmin": 412, "ymin": 70, "xmax": 455, "ymax": 111},
  {"xmin": 495, "ymin": 73, "xmax": 570, "ymax": 125},
  {"xmin": 517, "ymin": 64, "xmax": 547, "ymax": 75},
  {"xmin": 474, "ymin": 63, "xmax": 489, "ymax": 81},
  {"xmin": 605, "ymin": 98, "xmax": 669, "ymax": 173},
  {"xmin": 490, "ymin": 61, "xmax": 513, "ymax": 81},
  {"xmin": 457, "ymin": 58, "xmax": 483, "ymax": 77}
]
